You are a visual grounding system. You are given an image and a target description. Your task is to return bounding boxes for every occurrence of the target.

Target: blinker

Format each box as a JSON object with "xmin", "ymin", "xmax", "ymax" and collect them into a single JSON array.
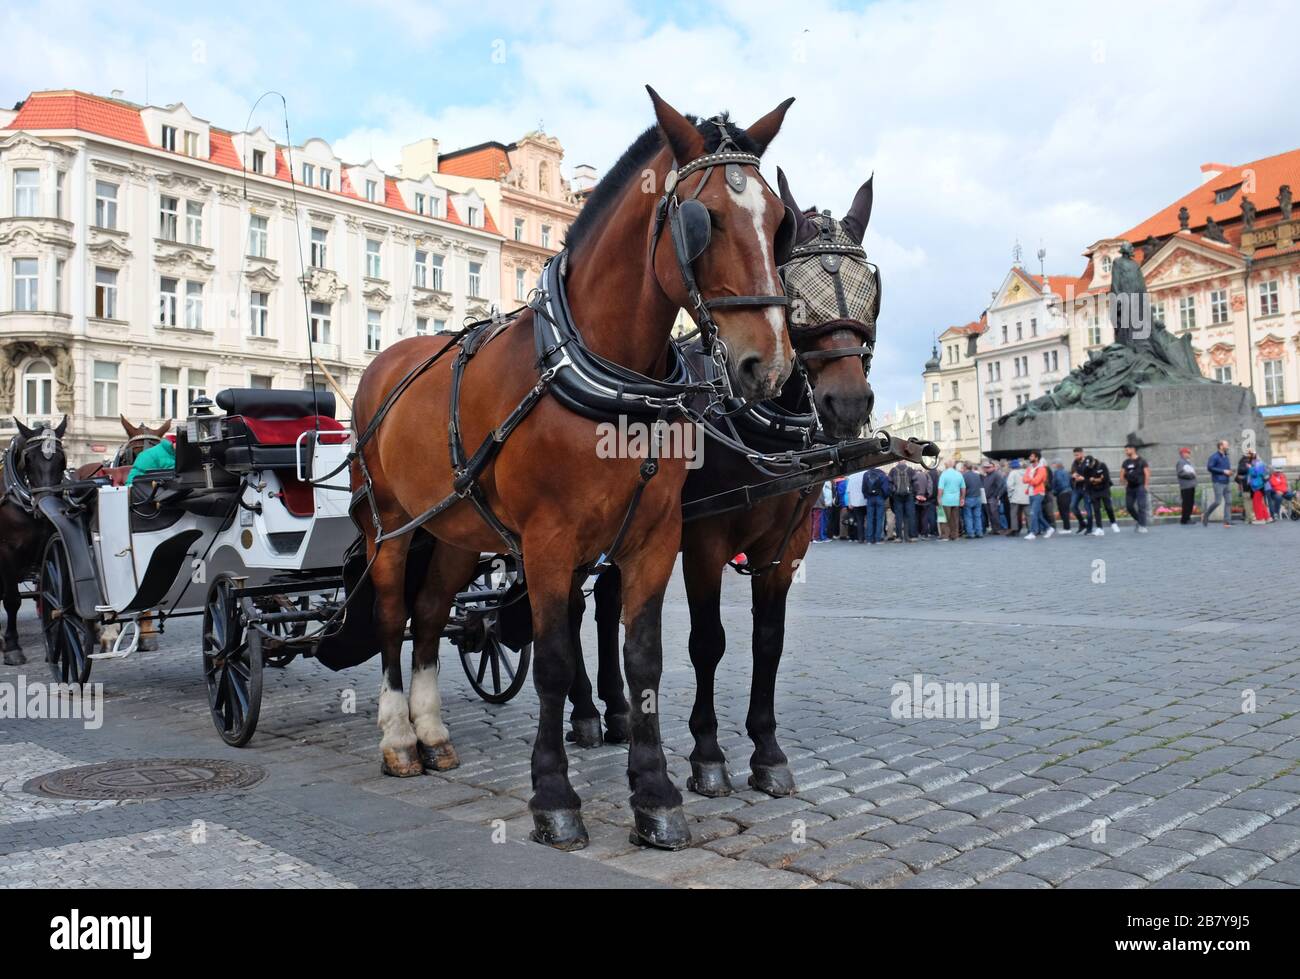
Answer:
[{"xmin": 678, "ymin": 198, "xmax": 711, "ymax": 263}]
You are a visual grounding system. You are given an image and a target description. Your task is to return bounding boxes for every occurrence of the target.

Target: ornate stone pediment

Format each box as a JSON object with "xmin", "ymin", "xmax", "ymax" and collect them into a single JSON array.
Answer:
[
  {"xmin": 0, "ymin": 217, "xmax": 74, "ymax": 249},
  {"xmin": 244, "ymin": 265, "xmax": 280, "ymax": 290},
  {"xmin": 362, "ymin": 280, "xmax": 392, "ymax": 307},
  {"xmin": 1256, "ymin": 334, "xmax": 1286, "ymax": 361},
  {"xmin": 412, "ymin": 288, "xmax": 453, "ymax": 314},
  {"xmin": 465, "ymin": 298, "xmax": 491, "ymax": 320},
  {"xmin": 155, "ymin": 245, "xmax": 215, "ymax": 279},
  {"xmin": 413, "ymin": 233, "xmax": 452, "ymax": 250},
  {"xmin": 154, "ymin": 170, "xmax": 213, "ymax": 195},
  {"xmin": 1208, "ymin": 342, "xmax": 1235, "ymax": 367},
  {"xmin": 86, "ymin": 237, "xmax": 133, "ymax": 268},
  {"xmin": 1145, "ymin": 246, "xmax": 1238, "ymax": 287},
  {"xmin": 299, "ymin": 267, "xmax": 347, "ymax": 303},
  {"xmin": 0, "ymin": 132, "xmax": 75, "ymax": 162}
]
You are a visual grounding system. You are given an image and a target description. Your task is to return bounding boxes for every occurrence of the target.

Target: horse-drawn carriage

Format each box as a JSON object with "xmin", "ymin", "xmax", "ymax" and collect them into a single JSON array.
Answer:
[{"xmin": 17, "ymin": 388, "xmax": 532, "ymax": 746}]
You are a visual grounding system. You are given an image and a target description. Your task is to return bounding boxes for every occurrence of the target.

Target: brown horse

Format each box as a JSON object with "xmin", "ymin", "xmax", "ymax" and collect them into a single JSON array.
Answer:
[
  {"xmin": 350, "ymin": 88, "xmax": 798, "ymax": 850},
  {"xmin": 570, "ymin": 173, "xmax": 880, "ymax": 801},
  {"xmin": 1, "ymin": 417, "xmax": 70, "ymax": 664}
]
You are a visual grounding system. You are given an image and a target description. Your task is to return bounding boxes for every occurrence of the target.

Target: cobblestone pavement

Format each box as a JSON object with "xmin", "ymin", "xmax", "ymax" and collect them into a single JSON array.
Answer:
[{"xmin": 2, "ymin": 521, "xmax": 1298, "ymax": 888}]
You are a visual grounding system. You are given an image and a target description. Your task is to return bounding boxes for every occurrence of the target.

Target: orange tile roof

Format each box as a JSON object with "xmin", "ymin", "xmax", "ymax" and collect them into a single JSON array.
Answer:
[
  {"xmin": 1021, "ymin": 270, "xmax": 1084, "ymax": 301},
  {"xmin": 3, "ymin": 89, "xmax": 502, "ymax": 236},
  {"xmin": 438, "ymin": 142, "xmax": 511, "ymax": 179},
  {"xmin": 1121, "ymin": 147, "xmax": 1300, "ymax": 242}
]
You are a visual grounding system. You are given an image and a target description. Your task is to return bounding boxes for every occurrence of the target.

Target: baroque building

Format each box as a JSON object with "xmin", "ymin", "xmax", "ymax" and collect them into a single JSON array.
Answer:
[
  {"xmin": 401, "ymin": 132, "xmax": 590, "ymax": 308},
  {"xmin": 922, "ymin": 314, "xmax": 985, "ymax": 461},
  {"xmin": 0, "ymin": 89, "xmax": 503, "ymax": 464}
]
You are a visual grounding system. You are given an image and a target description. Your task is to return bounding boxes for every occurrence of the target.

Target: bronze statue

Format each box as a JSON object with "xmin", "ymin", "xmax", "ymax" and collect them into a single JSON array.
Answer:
[
  {"xmin": 1241, "ymin": 196, "xmax": 1257, "ymax": 231},
  {"xmin": 1280, "ymin": 185, "xmax": 1293, "ymax": 222},
  {"xmin": 1178, "ymin": 206, "xmax": 1190, "ymax": 231}
]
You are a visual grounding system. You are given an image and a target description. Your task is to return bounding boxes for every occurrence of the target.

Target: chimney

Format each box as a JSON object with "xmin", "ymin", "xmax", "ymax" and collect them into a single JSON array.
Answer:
[
  {"xmin": 400, "ymin": 138, "xmax": 440, "ymax": 179},
  {"xmin": 572, "ymin": 163, "xmax": 597, "ymax": 193},
  {"xmin": 1200, "ymin": 162, "xmax": 1231, "ymax": 185}
]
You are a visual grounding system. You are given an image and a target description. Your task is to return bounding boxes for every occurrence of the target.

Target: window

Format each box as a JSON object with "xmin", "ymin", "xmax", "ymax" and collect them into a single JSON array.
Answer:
[
  {"xmin": 516, "ymin": 266, "xmax": 526, "ymax": 300},
  {"xmin": 1214, "ymin": 183, "xmax": 1242, "ymax": 205},
  {"xmin": 1015, "ymin": 322, "xmax": 1023, "ymax": 341},
  {"xmin": 950, "ymin": 380, "xmax": 959, "ymax": 399},
  {"xmin": 541, "ymin": 224, "xmax": 552, "ymax": 249},
  {"xmin": 186, "ymin": 369, "xmax": 208, "ymax": 405},
  {"xmin": 466, "ymin": 205, "xmax": 479, "ymax": 227},
  {"xmin": 1179, "ymin": 295, "xmax": 1196, "ymax": 330},
  {"xmin": 1259, "ymin": 280, "xmax": 1279, "ymax": 317},
  {"xmin": 250, "ymin": 291, "xmax": 268, "ymax": 336},
  {"xmin": 953, "ymin": 418, "xmax": 962, "ymax": 440},
  {"xmin": 310, "ymin": 227, "xmax": 328, "ymax": 268},
  {"xmin": 1001, "ymin": 324, "xmax": 1008, "ymax": 343},
  {"xmin": 365, "ymin": 239, "xmax": 382, "ymax": 278},
  {"xmin": 55, "ymin": 171, "xmax": 65, "ymax": 218},
  {"xmin": 54, "ymin": 259, "xmax": 64, "ymax": 313},
  {"xmin": 414, "ymin": 250, "xmax": 428, "ymax": 288},
  {"xmin": 252, "ymin": 149, "xmax": 266, "ymax": 174},
  {"xmin": 994, "ymin": 361, "xmax": 1002, "ymax": 380},
  {"xmin": 1214, "ymin": 365, "xmax": 1233, "ymax": 383},
  {"xmin": 159, "ymin": 196, "xmax": 179, "ymax": 240},
  {"xmin": 988, "ymin": 398, "xmax": 997, "ymax": 419},
  {"xmin": 1043, "ymin": 350, "xmax": 1059, "ymax": 372},
  {"xmin": 184, "ymin": 281, "xmax": 204, "ymax": 329},
  {"xmin": 309, "ymin": 301, "xmax": 331, "ymax": 343},
  {"xmin": 94, "ymin": 267, "xmax": 118, "ymax": 319},
  {"xmin": 1263, "ymin": 359, "xmax": 1285, "ymax": 405},
  {"xmin": 430, "ymin": 196, "xmax": 443, "ymax": 219},
  {"xmin": 159, "ymin": 277, "xmax": 178, "ymax": 326},
  {"xmin": 23, "ymin": 361, "xmax": 53, "ymax": 416},
  {"xmin": 514, "ymin": 217, "xmax": 525, "ymax": 242},
  {"xmin": 1087, "ymin": 322, "xmax": 1102, "ymax": 346},
  {"xmin": 933, "ymin": 421, "xmax": 941, "ymax": 440},
  {"xmin": 95, "ymin": 181, "xmax": 118, "ymax": 229},
  {"xmin": 433, "ymin": 318, "xmax": 447, "ymax": 333},
  {"xmin": 302, "ymin": 163, "xmax": 315, "ymax": 186},
  {"xmin": 92, "ymin": 361, "xmax": 119, "ymax": 418},
  {"xmin": 1030, "ymin": 317, "xmax": 1038, "ymax": 337},
  {"xmin": 930, "ymin": 383, "xmax": 939, "ymax": 400},
  {"xmin": 13, "ymin": 258, "xmax": 38, "ymax": 311},
  {"xmin": 319, "ymin": 168, "xmax": 331, "ymax": 191},
  {"xmin": 182, "ymin": 131, "xmax": 200, "ymax": 157},
  {"xmin": 987, "ymin": 363, "xmax": 995, "ymax": 382},
  {"xmin": 430, "ymin": 254, "xmax": 444, "ymax": 291},
  {"xmin": 248, "ymin": 214, "xmax": 268, "ymax": 257},
  {"xmin": 161, "ymin": 125, "xmax": 177, "ymax": 152},
  {"xmin": 1209, "ymin": 289, "xmax": 1229, "ymax": 324},
  {"xmin": 1101, "ymin": 256, "xmax": 1112, "ymax": 273},
  {"xmin": 468, "ymin": 262, "xmax": 482, "ymax": 297},
  {"xmin": 365, "ymin": 179, "xmax": 378, "ymax": 203},
  {"xmin": 186, "ymin": 200, "xmax": 203, "ymax": 245},
  {"xmin": 159, "ymin": 367, "xmax": 180, "ymax": 418},
  {"xmin": 13, "ymin": 169, "xmax": 38, "ymax": 216},
  {"xmin": 415, "ymin": 316, "xmax": 428, "ymax": 336},
  {"xmin": 1151, "ymin": 300, "xmax": 1165, "ymax": 324},
  {"xmin": 415, "ymin": 192, "xmax": 427, "ymax": 215},
  {"xmin": 366, "ymin": 309, "xmax": 382, "ymax": 352},
  {"xmin": 250, "ymin": 374, "xmax": 273, "ymax": 389}
]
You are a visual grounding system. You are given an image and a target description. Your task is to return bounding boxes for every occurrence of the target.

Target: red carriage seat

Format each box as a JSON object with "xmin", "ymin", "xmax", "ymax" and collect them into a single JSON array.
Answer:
[{"xmin": 215, "ymin": 389, "xmax": 348, "ymax": 516}]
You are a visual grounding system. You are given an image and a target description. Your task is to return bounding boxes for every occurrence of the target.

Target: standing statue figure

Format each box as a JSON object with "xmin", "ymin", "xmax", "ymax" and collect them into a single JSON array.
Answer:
[
  {"xmin": 1109, "ymin": 242, "xmax": 1153, "ymax": 354},
  {"xmin": 1280, "ymin": 185, "xmax": 1294, "ymax": 222},
  {"xmin": 1241, "ymin": 196, "xmax": 1257, "ymax": 231}
]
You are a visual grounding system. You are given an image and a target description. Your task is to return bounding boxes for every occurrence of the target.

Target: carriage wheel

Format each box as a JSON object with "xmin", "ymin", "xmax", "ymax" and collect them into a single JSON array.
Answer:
[
  {"xmin": 38, "ymin": 535, "xmax": 94, "ymax": 686},
  {"xmin": 201, "ymin": 574, "xmax": 263, "ymax": 746},
  {"xmin": 454, "ymin": 574, "xmax": 531, "ymax": 704}
]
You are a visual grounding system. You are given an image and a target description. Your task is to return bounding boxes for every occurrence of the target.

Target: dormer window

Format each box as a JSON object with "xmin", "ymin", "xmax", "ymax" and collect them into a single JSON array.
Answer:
[
  {"xmin": 415, "ymin": 192, "xmax": 426, "ymax": 215},
  {"xmin": 252, "ymin": 149, "xmax": 266, "ymax": 174},
  {"xmin": 1101, "ymin": 256, "xmax": 1112, "ymax": 273},
  {"xmin": 161, "ymin": 125, "xmax": 177, "ymax": 152},
  {"xmin": 1214, "ymin": 183, "xmax": 1242, "ymax": 205},
  {"xmin": 466, "ymin": 206, "xmax": 479, "ymax": 227},
  {"xmin": 302, "ymin": 162, "xmax": 315, "ymax": 186},
  {"xmin": 183, "ymin": 131, "xmax": 200, "ymax": 157},
  {"xmin": 365, "ymin": 179, "xmax": 378, "ymax": 203},
  {"xmin": 320, "ymin": 168, "xmax": 331, "ymax": 191}
]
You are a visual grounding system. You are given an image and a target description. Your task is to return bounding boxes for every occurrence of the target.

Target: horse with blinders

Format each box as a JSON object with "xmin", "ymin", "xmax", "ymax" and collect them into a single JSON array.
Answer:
[
  {"xmin": 567, "ymin": 172, "xmax": 882, "ymax": 801},
  {"xmin": 0, "ymin": 417, "xmax": 70, "ymax": 665},
  {"xmin": 349, "ymin": 88, "xmax": 800, "ymax": 851}
]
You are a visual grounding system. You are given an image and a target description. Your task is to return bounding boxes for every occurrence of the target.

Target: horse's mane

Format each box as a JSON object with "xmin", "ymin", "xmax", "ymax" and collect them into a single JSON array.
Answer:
[{"xmin": 564, "ymin": 112, "xmax": 759, "ymax": 256}]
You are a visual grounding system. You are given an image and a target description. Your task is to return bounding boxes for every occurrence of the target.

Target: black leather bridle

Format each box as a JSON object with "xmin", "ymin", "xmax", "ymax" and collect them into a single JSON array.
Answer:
[{"xmin": 647, "ymin": 119, "xmax": 796, "ymax": 370}]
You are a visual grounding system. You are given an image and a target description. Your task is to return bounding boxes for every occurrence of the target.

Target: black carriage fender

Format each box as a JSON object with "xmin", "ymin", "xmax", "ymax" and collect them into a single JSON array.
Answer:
[{"xmin": 35, "ymin": 494, "xmax": 104, "ymax": 620}]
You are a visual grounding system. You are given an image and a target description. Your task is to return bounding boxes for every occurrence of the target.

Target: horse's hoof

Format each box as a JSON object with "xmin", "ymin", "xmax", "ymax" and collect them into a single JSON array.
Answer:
[
  {"xmin": 418, "ymin": 741, "xmax": 460, "ymax": 772},
  {"xmin": 138, "ymin": 635, "xmax": 159, "ymax": 652},
  {"xmin": 603, "ymin": 712, "xmax": 631, "ymax": 744},
  {"xmin": 380, "ymin": 748, "xmax": 424, "ymax": 778},
  {"xmin": 749, "ymin": 764, "xmax": 797, "ymax": 797},
  {"xmin": 629, "ymin": 806, "xmax": 691, "ymax": 850},
  {"xmin": 687, "ymin": 760, "xmax": 734, "ymax": 798},
  {"xmin": 565, "ymin": 717, "xmax": 603, "ymax": 749},
  {"xmin": 530, "ymin": 810, "xmax": 589, "ymax": 851},
  {"xmin": 2, "ymin": 648, "xmax": 25, "ymax": 667}
]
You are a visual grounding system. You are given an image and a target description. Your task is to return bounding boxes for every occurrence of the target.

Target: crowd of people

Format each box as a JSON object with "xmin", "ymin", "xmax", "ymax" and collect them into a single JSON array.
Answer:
[{"xmin": 812, "ymin": 441, "xmax": 1295, "ymax": 543}]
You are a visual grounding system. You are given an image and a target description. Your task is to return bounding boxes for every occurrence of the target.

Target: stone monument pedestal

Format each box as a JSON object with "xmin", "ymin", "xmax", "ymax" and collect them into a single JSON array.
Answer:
[{"xmin": 991, "ymin": 381, "xmax": 1269, "ymax": 476}]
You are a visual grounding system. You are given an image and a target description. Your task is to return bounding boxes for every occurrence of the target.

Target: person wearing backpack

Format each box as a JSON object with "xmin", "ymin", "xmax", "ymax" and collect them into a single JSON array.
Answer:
[
  {"xmin": 889, "ymin": 461, "xmax": 916, "ymax": 542},
  {"xmin": 1247, "ymin": 454, "xmax": 1271, "ymax": 523},
  {"xmin": 863, "ymin": 467, "xmax": 888, "ymax": 543},
  {"xmin": 1174, "ymin": 447, "xmax": 1197, "ymax": 525}
]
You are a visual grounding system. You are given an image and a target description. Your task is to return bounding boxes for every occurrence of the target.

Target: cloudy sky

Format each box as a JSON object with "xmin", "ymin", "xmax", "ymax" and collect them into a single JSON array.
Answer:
[{"xmin": 5, "ymin": 0, "xmax": 1296, "ymax": 409}]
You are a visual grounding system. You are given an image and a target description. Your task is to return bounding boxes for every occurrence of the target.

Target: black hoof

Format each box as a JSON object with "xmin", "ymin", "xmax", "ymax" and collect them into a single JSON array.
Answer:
[
  {"xmin": 629, "ymin": 806, "xmax": 691, "ymax": 850},
  {"xmin": 687, "ymin": 760, "xmax": 734, "ymax": 797},
  {"xmin": 418, "ymin": 741, "xmax": 460, "ymax": 772},
  {"xmin": 565, "ymin": 716, "xmax": 603, "ymax": 749},
  {"xmin": 2, "ymin": 648, "xmax": 25, "ymax": 667},
  {"xmin": 530, "ymin": 809, "xmax": 589, "ymax": 851},
  {"xmin": 749, "ymin": 764, "xmax": 797, "ymax": 797},
  {"xmin": 603, "ymin": 712, "xmax": 631, "ymax": 744}
]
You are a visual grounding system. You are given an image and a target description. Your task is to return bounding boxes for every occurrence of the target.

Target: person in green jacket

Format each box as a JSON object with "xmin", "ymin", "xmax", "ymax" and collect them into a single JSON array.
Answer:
[{"xmin": 126, "ymin": 437, "xmax": 176, "ymax": 485}]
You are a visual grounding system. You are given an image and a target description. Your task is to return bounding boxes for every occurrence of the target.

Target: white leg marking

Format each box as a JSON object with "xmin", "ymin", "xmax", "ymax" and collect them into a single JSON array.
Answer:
[
  {"xmin": 378, "ymin": 677, "xmax": 416, "ymax": 752},
  {"xmin": 409, "ymin": 665, "xmax": 450, "ymax": 746}
]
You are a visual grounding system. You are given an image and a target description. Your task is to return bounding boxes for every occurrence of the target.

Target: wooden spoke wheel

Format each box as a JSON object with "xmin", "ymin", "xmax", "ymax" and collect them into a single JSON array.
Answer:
[
  {"xmin": 454, "ymin": 571, "xmax": 531, "ymax": 704},
  {"xmin": 38, "ymin": 535, "xmax": 94, "ymax": 686},
  {"xmin": 202, "ymin": 574, "xmax": 263, "ymax": 746}
]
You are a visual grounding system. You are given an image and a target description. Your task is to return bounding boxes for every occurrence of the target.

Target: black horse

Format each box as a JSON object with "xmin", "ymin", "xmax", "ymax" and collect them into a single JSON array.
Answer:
[
  {"xmin": 1, "ymin": 417, "xmax": 69, "ymax": 664},
  {"xmin": 567, "ymin": 174, "xmax": 880, "ymax": 798}
]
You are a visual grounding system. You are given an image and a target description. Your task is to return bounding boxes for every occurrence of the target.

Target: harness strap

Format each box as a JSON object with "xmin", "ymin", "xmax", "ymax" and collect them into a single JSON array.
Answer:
[{"xmin": 729, "ymin": 484, "xmax": 815, "ymax": 577}]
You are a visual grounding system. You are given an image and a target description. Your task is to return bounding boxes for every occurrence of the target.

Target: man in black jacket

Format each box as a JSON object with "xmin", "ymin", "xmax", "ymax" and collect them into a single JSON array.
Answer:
[
  {"xmin": 889, "ymin": 462, "xmax": 915, "ymax": 542},
  {"xmin": 1085, "ymin": 455, "xmax": 1118, "ymax": 534},
  {"xmin": 1069, "ymin": 447, "xmax": 1092, "ymax": 534},
  {"xmin": 982, "ymin": 461, "xmax": 1006, "ymax": 534}
]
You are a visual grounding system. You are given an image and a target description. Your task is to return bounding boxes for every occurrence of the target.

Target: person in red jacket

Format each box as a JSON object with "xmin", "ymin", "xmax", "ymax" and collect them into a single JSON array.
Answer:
[{"xmin": 1023, "ymin": 450, "xmax": 1054, "ymax": 539}]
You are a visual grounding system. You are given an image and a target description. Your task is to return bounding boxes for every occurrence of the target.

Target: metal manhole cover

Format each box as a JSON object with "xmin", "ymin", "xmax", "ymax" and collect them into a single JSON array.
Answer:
[{"xmin": 23, "ymin": 758, "xmax": 266, "ymax": 800}]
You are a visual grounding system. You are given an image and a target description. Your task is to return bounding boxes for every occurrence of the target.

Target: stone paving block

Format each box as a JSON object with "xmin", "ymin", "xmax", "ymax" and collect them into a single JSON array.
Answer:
[
  {"xmin": 787, "ymin": 839, "xmax": 889, "ymax": 881},
  {"xmin": 833, "ymin": 856, "xmax": 914, "ymax": 889},
  {"xmin": 987, "ymin": 828, "xmax": 1070, "ymax": 860},
  {"xmin": 1178, "ymin": 848, "xmax": 1274, "ymax": 886},
  {"xmin": 895, "ymin": 868, "xmax": 973, "ymax": 888},
  {"xmin": 974, "ymin": 871, "xmax": 1051, "ymax": 889},
  {"xmin": 1013, "ymin": 845, "xmax": 1107, "ymax": 885},
  {"xmin": 862, "ymin": 822, "xmax": 929, "ymax": 848},
  {"xmin": 1176, "ymin": 806, "xmax": 1272, "ymax": 844},
  {"xmin": 1256, "ymin": 855, "xmax": 1300, "ymax": 886},
  {"xmin": 883, "ymin": 840, "xmax": 959, "ymax": 873},
  {"xmin": 1057, "ymin": 868, "xmax": 1146, "ymax": 889},
  {"xmin": 1099, "ymin": 844, "xmax": 1198, "ymax": 882},
  {"xmin": 1230, "ymin": 821, "xmax": 1300, "ymax": 862},
  {"xmin": 928, "ymin": 824, "xmax": 1001, "ymax": 853},
  {"xmin": 805, "ymin": 811, "xmax": 892, "ymax": 844}
]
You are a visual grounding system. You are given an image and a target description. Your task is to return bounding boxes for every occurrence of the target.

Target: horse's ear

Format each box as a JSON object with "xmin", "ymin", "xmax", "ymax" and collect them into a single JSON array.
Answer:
[
  {"xmin": 645, "ymin": 86, "xmax": 704, "ymax": 164},
  {"xmin": 55, "ymin": 415, "xmax": 68, "ymax": 439},
  {"xmin": 153, "ymin": 419, "xmax": 172, "ymax": 436},
  {"xmin": 120, "ymin": 414, "xmax": 140, "ymax": 437},
  {"xmin": 13, "ymin": 418, "xmax": 33, "ymax": 439},
  {"xmin": 776, "ymin": 168, "xmax": 818, "ymax": 245},
  {"xmin": 744, "ymin": 97, "xmax": 795, "ymax": 156},
  {"xmin": 840, "ymin": 174, "xmax": 874, "ymax": 245}
]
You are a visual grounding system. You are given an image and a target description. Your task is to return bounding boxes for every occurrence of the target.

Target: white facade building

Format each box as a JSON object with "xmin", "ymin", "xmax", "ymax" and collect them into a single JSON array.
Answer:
[{"xmin": 0, "ymin": 90, "xmax": 503, "ymax": 464}]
